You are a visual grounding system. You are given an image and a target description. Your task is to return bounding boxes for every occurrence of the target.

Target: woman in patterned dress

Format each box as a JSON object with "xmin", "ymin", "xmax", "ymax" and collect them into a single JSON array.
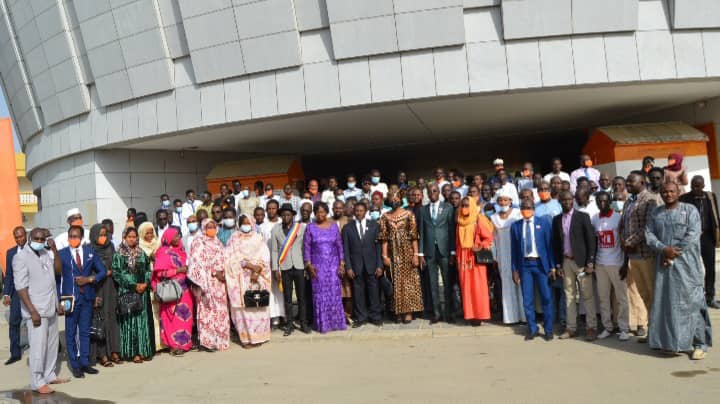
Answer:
[
  {"xmin": 225, "ymin": 215, "xmax": 272, "ymax": 347},
  {"xmin": 378, "ymin": 192, "xmax": 422, "ymax": 323},
  {"xmin": 152, "ymin": 226, "xmax": 194, "ymax": 356},
  {"xmin": 188, "ymin": 219, "xmax": 230, "ymax": 351},
  {"xmin": 303, "ymin": 202, "xmax": 347, "ymax": 333}
]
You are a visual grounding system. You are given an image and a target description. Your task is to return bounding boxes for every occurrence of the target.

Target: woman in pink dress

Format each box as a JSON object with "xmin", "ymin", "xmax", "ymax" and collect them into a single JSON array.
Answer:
[
  {"xmin": 152, "ymin": 226, "xmax": 194, "ymax": 356},
  {"xmin": 188, "ymin": 219, "xmax": 230, "ymax": 351}
]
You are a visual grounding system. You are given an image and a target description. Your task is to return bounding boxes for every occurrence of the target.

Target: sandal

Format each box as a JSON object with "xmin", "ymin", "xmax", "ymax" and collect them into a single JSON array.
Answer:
[
  {"xmin": 110, "ymin": 353, "xmax": 124, "ymax": 365},
  {"xmin": 100, "ymin": 359, "xmax": 114, "ymax": 368},
  {"xmin": 132, "ymin": 356, "xmax": 143, "ymax": 364},
  {"xmin": 170, "ymin": 349, "xmax": 185, "ymax": 357}
]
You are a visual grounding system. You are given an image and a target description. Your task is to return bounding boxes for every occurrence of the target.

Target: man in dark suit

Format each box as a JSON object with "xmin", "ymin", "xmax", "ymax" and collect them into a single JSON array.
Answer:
[
  {"xmin": 511, "ymin": 199, "xmax": 555, "ymax": 341},
  {"xmin": 680, "ymin": 175, "xmax": 720, "ymax": 308},
  {"xmin": 418, "ymin": 184, "xmax": 457, "ymax": 323},
  {"xmin": 57, "ymin": 226, "xmax": 107, "ymax": 378},
  {"xmin": 3, "ymin": 226, "xmax": 27, "ymax": 365},
  {"xmin": 342, "ymin": 202, "xmax": 384, "ymax": 327},
  {"xmin": 552, "ymin": 190, "xmax": 598, "ymax": 341}
]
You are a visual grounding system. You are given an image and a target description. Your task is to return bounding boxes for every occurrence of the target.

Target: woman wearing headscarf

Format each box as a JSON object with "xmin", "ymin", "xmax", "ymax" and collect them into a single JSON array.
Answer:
[
  {"xmin": 188, "ymin": 219, "xmax": 230, "ymax": 351},
  {"xmin": 152, "ymin": 227, "xmax": 194, "ymax": 356},
  {"xmin": 89, "ymin": 224, "xmax": 122, "ymax": 367},
  {"xmin": 225, "ymin": 214, "xmax": 272, "ymax": 347},
  {"xmin": 490, "ymin": 190, "xmax": 525, "ymax": 324},
  {"xmin": 303, "ymin": 202, "xmax": 346, "ymax": 333},
  {"xmin": 112, "ymin": 227, "xmax": 153, "ymax": 363},
  {"xmin": 664, "ymin": 153, "xmax": 689, "ymax": 193},
  {"xmin": 217, "ymin": 207, "xmax": 237, "ymax": 246},
  {"xmin": 378, "ymin": 192, "xmax": 422, "ymax": 324},
  {"xmin": 138, "ymin": 222, "xmax": 163, "ymax": 353},
  {"xmin": 456, "ymin": 197, "xmax": 494, "ymax": 324}
]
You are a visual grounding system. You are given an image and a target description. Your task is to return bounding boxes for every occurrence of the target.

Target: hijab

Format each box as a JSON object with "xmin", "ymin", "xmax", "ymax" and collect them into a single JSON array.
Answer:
[
  {"xmin": 89, "ymin": 223, "xmax": 114, "ymax": 265},
  {"xmin": 138, "ymin": 222, "xmax": 160, "ymax": 257},
  {"xmin": 457, "ymin": 197, "xmax": 479, "ymax": 249},
  {"xmin": 665, "ymin": 153, "xmax": 683, "ymax": 172},
  {"xmin": 187, "ymin": 219, "xmax": 224, "ymax": 292},
  {"xmin": 155, "ymin": 226, "xmax": 187, "ymax": 270},
  {"xmin": 117, "ymin": 228, "xmax": 143, "ymax": 269}
]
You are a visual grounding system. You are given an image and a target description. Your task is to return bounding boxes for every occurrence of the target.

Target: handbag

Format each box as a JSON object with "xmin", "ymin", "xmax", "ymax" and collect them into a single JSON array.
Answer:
[
  {"xmin": 90, "ymin": 309, "xmax": 106, "ymax": 341},
  {"xmin": 243, "ymin": 283, "xmax": 270, "ymax": 308},
  {"xmin": 379, "ymin": 275, "xmax": 393, "ymax": 298},
  {"xmin": 117, "ymin": 292, "xmax": 144, "ymax": 317},
  {"xmin": 474, "ymin": 249, "xmax": 494, "ymax": 265},
  {"xmin": 156, "ymin": 278, "xmax": 183, "ymax": 303}
]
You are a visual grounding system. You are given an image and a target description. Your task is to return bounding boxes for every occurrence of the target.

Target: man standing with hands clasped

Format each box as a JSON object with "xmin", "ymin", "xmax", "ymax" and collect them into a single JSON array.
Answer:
[
  {"xmin": 511, "ymin": 200, "xmax": 555, "ymax": 341},
  {"xmin": 646, "ymin": 182, "xmax": 712, "ymax": 360},
  {"xmin": 553, "ymin": 191, "xmax": 598, "ymax": 341},
  {"xmin": 3, "ymin": 226, "xmax": 27, "ymax": 365},
  {"xmin": 13, "ymin": 228, "xmax": 69, "ymax": 394}
]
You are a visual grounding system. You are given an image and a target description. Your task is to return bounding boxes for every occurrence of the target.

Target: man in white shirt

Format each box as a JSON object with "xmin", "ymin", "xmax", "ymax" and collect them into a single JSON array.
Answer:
[
  {"xmin": 155, "ymin": 209, "xmax": 170, "ymax": 240},
  {"xmin": 574, "ymin": 188, "xmax": 599, "ymax": 219},
  {"xmin": 544, "ymin": 157, "xmax": 571, "ymax": 184},
  {"xmin": 569, "ymin": 154, "xmax": 601, "ymax": 193},
  {"xmin": 258, "ymin": 183, "xmax": 278, "ymax": 210},
  {"xmin": 498, "ymin": 171, "xmax": 520, "ymax": 207},
  {"xmin": 369, "ymin": 169, "xmax": 388, "ymax": 197},
  {"xmin": 54, "ymin": 208, "xmax": 90, "ymax": 250},
  {"xmin": 592, "ymin": 191, "xmax": 630, "ymax": 341},
  {"xmin": 343, "ymin": 174, "xmax": 363, "ymax": 201},
  {"xmin": 181, "ymin": 189, "xmax": 202, "ymax": 223},
  {"xmin": 322, "ymin": 177, "xmax": 341, "ymax": 205},
  {"xmin": 171, "ymin": 199, "xmax": 187, "ymax": 234}
]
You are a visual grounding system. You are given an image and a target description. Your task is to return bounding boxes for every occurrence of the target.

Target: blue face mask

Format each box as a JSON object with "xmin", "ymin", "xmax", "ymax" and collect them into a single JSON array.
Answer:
[
  {"xmin": 347, "ymin": 182, "xmax": 356, "ymax": 189},
  {"xmin": 337, "ymin": 195, "xmax": 346, "ymax": 202},
  {"xmin": 162, "ymin": 200, "xmax": 170, "ymax": 207},
  {"xmin": 242, "ymin": 190, "xmax": 249, "ymax": 198},
  {"xmin": 370, "ymin": 211, "xmax": 381, "ymax": 220},
  {"xmin": 240, "ymin": 224, "xmax": 253, "ymax": 233},
  {"xmin": 497, "ymin": 205, "xmax": 510, "ymax": 213},
  {"xmin": 30, "ymin": 241, "xmax": 46, "ymax": 251},
  {"xmin": 188, "ymin": 222, "xmax": 198, "ymax": 233},
  {"xmin": 612, "ymin": 200, "xmax": 625, "ymax": 212},
  {"xmin": 175, "ymin": 207, "xmax": 182, "ymax": 214},
  {"xmin": 371, "ymin": 176, "xmax": 380, "ymax": 185}
]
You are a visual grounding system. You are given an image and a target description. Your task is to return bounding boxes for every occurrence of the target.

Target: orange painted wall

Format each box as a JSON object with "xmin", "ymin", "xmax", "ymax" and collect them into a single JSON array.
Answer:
[
  {"xmin": 206, "ymin": 160, "xmax": 305, "ymax": 196},
  {"xmin": 583, "ymin": 129, "xmax": 709, "ymax": 166},
  {"xmin": 696, "ymin": 123, "xmax": 720, "ymax": 179},
  {"xmin": 0, "ymin": 119, "xmax": 22, "ymax": 274}
]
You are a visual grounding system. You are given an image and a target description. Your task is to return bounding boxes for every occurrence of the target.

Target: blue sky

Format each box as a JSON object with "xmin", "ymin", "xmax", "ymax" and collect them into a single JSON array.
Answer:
[{"xmin": 0, "ymin": 86, "xmax": 22, "ymax": 151}]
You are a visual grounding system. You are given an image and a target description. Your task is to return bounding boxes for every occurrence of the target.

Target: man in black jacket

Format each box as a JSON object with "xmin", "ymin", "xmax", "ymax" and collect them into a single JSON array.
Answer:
[
  {"xmin": 342, "ymin": 202, "xmax": 384, "ymax": 327},
  {"xmin": 553, "ymin": 191, "xmax": 598, "ymax": 341},
  {"xmin": 679, "ymin": 175, "xmax": 720, "ymax": 308}
]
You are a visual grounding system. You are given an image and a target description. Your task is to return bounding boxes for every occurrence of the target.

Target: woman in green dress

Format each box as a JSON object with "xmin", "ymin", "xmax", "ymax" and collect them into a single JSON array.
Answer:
[{"xmin": 112, "ymin": 227, "xmax": 153, "ymax": 363}]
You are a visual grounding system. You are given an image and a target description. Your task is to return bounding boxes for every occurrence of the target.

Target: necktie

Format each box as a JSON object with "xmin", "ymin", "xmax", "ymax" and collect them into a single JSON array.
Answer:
[
  {"xmin": 584, "ymin": 168, "xmax": 589, "ymax": 179},
  {"xmin": 75, "ymin": 249, "xmax": 82, "ymax": 268},
  {"xmin": 431, "ymin": 204, "xmax": 437, "ymax": 222},
  {"xmin": 524, "ymin": 220, "xmax": 533, "ymax": 256},
  {"xmin": 359, "ymin": 222, "xmax": 365, "ymax": 239}
]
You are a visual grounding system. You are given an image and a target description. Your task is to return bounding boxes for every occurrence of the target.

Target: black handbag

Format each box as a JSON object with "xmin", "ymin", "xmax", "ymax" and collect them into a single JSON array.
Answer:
[
  {"xmin": 243, "ymin": 284, "xmax": 270, "ymax": 308},
  {"xmin": 90, "ymin": 309, "xmax": 106, "ymax": 341},
  {"xmin": 117, "ymin": 292, "xmax": 144, "ymax": 317},
  {"xmin": 474, "ymin": 249, "xmax": 494, "ymax": 265},
  {"xmin": 379, "ymin": 275, "xmax": 393, "ymax": 297}
]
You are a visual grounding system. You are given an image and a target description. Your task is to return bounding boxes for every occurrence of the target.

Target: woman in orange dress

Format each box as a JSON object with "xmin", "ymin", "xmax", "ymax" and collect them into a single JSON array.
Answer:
[{"xmin": 456, "ymin": 197, "xmax": 494, "ymax": 324}]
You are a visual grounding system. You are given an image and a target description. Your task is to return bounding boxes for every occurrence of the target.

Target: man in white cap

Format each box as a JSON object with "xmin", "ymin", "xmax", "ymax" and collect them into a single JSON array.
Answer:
[
  {"xmin": 489, "ymin": 158, "xmax": 505, "ymax": 186},
  {"xmin": 54, "ymin": 209, "xmax": 90, "ymax": 250}
]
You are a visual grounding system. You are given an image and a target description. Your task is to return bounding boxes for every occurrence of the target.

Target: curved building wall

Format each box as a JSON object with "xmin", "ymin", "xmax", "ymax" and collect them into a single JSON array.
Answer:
[{"xmin": 1, "ymin": 0, "xmax": 720, "ymax": 232}]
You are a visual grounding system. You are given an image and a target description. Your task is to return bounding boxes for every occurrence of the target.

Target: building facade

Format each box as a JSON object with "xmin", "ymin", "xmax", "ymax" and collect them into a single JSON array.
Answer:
[{"xmin": 1, "ymin": 0, "xmax": 720, "ymax": 234}]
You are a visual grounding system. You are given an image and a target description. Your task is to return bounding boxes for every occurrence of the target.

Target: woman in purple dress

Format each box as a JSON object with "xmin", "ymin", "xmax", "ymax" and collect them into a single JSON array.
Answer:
[{"xmin": 303, "ymin": 202, "xmax": 347, "ymax": 333}]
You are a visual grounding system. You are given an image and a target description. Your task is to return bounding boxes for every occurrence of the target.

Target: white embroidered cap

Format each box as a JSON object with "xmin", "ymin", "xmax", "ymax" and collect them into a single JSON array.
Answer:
[{"xmin": 66, "ymin": 208, "xmax": 81, "ymax": 219}]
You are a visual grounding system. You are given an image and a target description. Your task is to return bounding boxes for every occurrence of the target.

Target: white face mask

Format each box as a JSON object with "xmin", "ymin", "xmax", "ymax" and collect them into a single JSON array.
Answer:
[
  {"xmin": 222, "ymin": 218, "xmax": 236, "ymax": 228},
  {"xmin": 497, "ymin": 205, "xmax": 510, "ymax": 213},
  {"xmin": 242, "ymin": 190, "xmax": 249, "ymax": 198},
  {"xmin": 240, "ymin": 224, "xmax": 252, "ymax": 233},
  {"xmin": 347, "ymin": 182, "xmax": 356, "ymax": 189}
]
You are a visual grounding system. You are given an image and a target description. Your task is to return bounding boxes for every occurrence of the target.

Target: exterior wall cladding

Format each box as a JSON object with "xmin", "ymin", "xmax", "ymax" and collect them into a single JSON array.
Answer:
[{"xmin": 2, "ymin": 0, "xmax": 720, "ymax": 233}]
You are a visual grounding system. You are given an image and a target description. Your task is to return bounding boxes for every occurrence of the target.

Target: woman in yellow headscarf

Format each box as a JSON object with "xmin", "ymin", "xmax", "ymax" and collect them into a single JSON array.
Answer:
[{"xmin": 455, "ymin": 196, "xmax": 494, "ymax": 324}]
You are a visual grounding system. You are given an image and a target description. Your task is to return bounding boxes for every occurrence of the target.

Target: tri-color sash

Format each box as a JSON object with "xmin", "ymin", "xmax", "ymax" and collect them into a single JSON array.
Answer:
[{"xmin": 279, "ymin": 223, "xmax": 301, "ymax": 265}]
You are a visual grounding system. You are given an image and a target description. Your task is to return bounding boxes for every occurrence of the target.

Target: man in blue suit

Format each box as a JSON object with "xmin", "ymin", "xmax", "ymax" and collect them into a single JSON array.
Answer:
[
  {"xmin": 57, "ymin": 226, "xmax": 107, "ymax": 378},
  {"xmin": 3, "ymin": 226, "xmax": 27, "ymax": 365},
  {"xmin": 511, "ymin": 199, "xmax": 556, "ymax": 341}
]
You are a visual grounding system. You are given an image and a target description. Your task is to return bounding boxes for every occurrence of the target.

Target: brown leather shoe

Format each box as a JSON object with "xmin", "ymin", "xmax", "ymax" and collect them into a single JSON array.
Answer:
[
  {"xmin": 586, "ymin": 328, "xmax": 597, "ymax": 341},
  {"xmin": 559, "ymin": 330, "xmax": 576, "ymax": 339}
]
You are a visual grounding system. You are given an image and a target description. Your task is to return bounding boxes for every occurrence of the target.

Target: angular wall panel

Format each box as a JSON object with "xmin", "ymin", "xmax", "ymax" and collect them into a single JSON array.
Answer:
[
  {"xmin": 74, "ymin": 0, "xmax": 174, "ymax": 107},
  {"xmin": 6, "ymin": 0, "xmax": 90, "ymax": 126},
  {"xmin": 670, "ymin": 0, "xmax": 720, "ymax": 29}
]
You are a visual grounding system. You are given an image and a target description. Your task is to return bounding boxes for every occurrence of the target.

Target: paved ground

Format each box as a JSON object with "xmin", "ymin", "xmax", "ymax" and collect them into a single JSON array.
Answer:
[{"xmin": 0, "ymin": 312, "xmax": 719, "ymax": 404}]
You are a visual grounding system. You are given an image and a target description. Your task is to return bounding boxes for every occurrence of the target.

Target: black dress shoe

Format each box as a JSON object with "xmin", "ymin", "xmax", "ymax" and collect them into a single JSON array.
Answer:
[
  {"xmin": 524, "ymin": 332, "xmax": 538, "ymax": 341},
  {"xmin": 4, "ymin": 357, "xmax": 21, "ymax": 366},
  {"xmin": 283, "ymin": 326, "xmax": 294, "ymax": 337},
  {"xmin": 300, "ymin": 325, "xmax": 311, "ymax": 334},
  {"xmin": 351, "ymin": 321, "xmax": 366, "ymax": 328},
  {"xmin": 72, "ymin": 368, "xmax": 85, "ymax": 378},
  {"xmin": 371, "ymin": 320, "xmax": 383, "ymax": 327},
  {"xmin": 81, "ymin": 366, "xmax": 99, "ymax": 375},
  {"xmin": 429, "ymin": 317, "xmax": 439, "ymax": 325},
  {"xmin": 544, "ymin": 334, "xmax": 554, "ymax": 341}
]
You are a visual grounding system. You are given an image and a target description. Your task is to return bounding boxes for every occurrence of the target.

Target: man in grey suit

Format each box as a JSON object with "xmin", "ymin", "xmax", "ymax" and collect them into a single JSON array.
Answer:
[
  {"xmin": 418, "ymin": 184, "xmax": 457, "ymax": 323},
  {"xmin": 13, "ymin": 228, "xmax": 67, "ymax": 394},
  {"xmin": 342, "ymin": 202, "xmax": 384, "ymax": 327},
  {"xmin": 270, "ymin": 204, "xmax": 310, "ymax": 336}
]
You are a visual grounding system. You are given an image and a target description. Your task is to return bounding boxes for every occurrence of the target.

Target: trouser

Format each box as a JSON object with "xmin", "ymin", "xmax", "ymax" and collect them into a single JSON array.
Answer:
[
  {"xmin": 305, "ymin": 274, "xmax": 314, "ymax": 324},
  {"xmin": 65, "ymin": 297, "xmax": 93, "ymax": 370},
  {"xmin": 562, "ymin": 258, "xmax": 596, "ymax": 332},
  {"xmin": 282, "ymin": 268, "xmax": 307, "ymax": 327},
  {"xmin": 420, "ymin": 260, "xmax": 433, "ymax": 317},
  {"xmin": 520, "ymin": 259, "xmax": 553, "ymax": 335},
  {"xmin": 352, "ymin": 269, "xmax": 382, "ymax": 323},
  {"xmin": 626, "ymin": 257, "xmax": 654, "ymax": 330},
  {"xmin": 595, "ymin": 264, "xmax": 629, "ymax": 332},
  {"xmin": 551, "ymin": 277, "xmax": 566, "ymax": 325},
  {"xmin": 427, "ymin": 246, "xmax": 452, "ymax": 319},
  {"xmin": 27, "ymin": 315, "xmax": 58, "ymax": 390},
  {"xmin": 9, "ymin": 295, "xmax": 22, "ymax": 359},
  {"xmin": 700, "ymin": 234, "xmax": 716, "ymax": 302}
]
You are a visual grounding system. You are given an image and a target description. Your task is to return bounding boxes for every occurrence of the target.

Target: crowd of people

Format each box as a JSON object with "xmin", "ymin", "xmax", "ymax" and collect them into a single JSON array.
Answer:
[{"xmin": 1, "ymin": 152, "xmax": 718, "ymax": 394}]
